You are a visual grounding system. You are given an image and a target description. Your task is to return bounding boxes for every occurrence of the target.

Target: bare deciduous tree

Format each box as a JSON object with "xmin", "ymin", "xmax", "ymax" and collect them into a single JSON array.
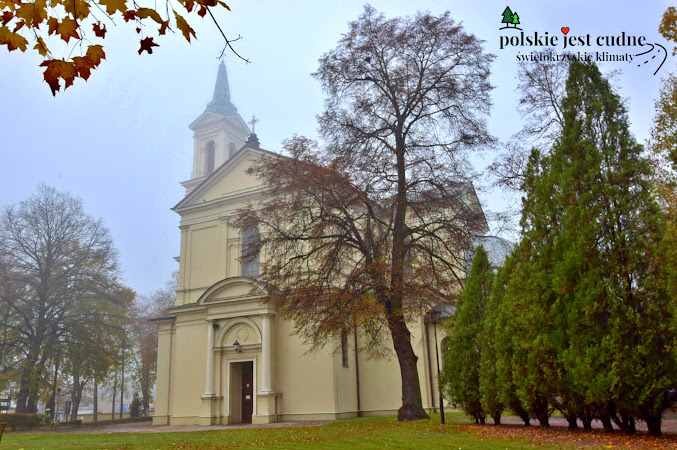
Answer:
[
  {"xmin": 0, "ymin": 184, "xmax": 131, "ymax": 413},
  {"xmin": 131, "ymin": 272, "xmax": 176, "ymax": 416},
  {"xmin": 490, "ymin": 49, "xmax": 569, "ymax": 191},
  {"xmin": 236, "ymin": 6, "xmax": 494, "ymax": 421}
]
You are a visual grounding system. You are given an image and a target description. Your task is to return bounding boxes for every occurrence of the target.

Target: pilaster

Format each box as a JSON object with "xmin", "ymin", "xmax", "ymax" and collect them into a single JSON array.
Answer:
[{"xmin": 253, "ymin": 392, "xmax": 280, "ymax": 424}]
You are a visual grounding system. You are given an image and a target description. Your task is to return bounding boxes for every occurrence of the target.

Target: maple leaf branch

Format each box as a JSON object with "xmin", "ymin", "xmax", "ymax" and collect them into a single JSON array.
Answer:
[{"xmin": 31, "ymin": 29, "xmax": 52, "ymax": 59}]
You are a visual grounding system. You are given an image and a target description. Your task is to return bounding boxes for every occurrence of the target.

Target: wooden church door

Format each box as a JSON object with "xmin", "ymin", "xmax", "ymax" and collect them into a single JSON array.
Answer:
[{"xmin": 241, "ymin": 362, "xmax": 253, "ymax": 423}]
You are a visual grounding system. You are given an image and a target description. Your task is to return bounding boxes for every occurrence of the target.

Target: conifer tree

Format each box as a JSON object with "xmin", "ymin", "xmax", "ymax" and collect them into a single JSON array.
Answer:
[
  {"xmin": 485, "ymin": 255, "xmax": 531, "ymax": 426},
  {"xmin": 499, "ymin": 148, "xmax": 559, "ymax": 427},
  {"xmin": 479, "ymin": 259, "xmax": 507, "ymax": 425},
  {"xmin": 440, "ymin": 246, "xmax": 493, "ymax": 424},
  {"xmin": 552, "ymin": 60, "xmax": 674, "ymax": 436},
  {"xmin": 504, "ymin": 60, "xmax": 675, "ymax": 435}
]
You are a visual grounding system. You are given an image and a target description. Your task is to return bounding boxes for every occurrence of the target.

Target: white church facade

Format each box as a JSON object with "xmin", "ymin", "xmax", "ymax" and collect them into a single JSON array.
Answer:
[{"xmin": 152, "ymin": 63, "xmax": 480, "ymax": 426}]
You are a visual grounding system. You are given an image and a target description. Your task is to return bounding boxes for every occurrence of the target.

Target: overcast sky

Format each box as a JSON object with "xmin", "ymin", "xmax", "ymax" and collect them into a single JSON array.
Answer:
[{"xmin": 0, "ymin": 0, "xmax": 673, "ymax": 297}]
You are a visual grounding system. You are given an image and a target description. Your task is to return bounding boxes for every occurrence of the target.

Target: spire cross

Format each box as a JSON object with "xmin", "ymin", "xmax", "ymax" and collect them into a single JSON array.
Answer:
[{"xmin": 249, "ymin": 115, "xmax": 259, "ymax": 133}]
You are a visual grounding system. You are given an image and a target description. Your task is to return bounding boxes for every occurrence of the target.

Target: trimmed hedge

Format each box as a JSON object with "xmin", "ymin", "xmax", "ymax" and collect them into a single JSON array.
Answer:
[
  {"xmin": 0, "ymin": 413, "xmax": 50, "ymax": 431},
  {"xmin": 59, "ymin": 420, "xmax": 82, "ymax": 428},
  {"xmin": 82, "ymin": 416, "xmax": 152, "ymax": 427}
]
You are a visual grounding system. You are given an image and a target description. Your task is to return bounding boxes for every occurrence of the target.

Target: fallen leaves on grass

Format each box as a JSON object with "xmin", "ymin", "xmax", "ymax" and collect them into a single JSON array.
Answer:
[{"xmin": 460, "ymin": 423, "xmax": 677, "ymax": 449}]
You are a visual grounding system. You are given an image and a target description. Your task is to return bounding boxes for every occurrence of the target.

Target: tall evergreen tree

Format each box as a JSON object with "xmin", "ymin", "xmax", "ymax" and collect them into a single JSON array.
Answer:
[
  {"xmin": 440, "ymin": 246, "xmax": 493, "ymax": 424},
  {"xmin": 553, "ymin": 60, "xmax": 674, "ymax": 436},
  {"xmin": 485, "ymin": 255, "xmax": 531, "ymax": 426},
  {"xmin": 479, "ymin": 258, "xmax": 506, "ymax": 425},
  {"xmin": 499, "ymin": 148, "xmax": 559, "ymax": 427},
  {"xmin": 504, "ymin": 60, "xmax": 675, "ymax": 435}
]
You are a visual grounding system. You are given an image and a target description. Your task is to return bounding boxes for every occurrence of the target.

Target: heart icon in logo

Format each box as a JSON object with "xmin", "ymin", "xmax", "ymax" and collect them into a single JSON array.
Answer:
[{"xmin": 561, "ymin": 27, "xmax": 570, "ymax": 35}]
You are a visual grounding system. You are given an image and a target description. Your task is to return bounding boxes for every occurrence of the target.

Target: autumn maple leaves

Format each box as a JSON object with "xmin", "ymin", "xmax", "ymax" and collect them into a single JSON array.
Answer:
[
  {"xmin": 0, "ymin": 0, "xmax": 230, "ymax": 95},
  {"xmin": 40, "ymin": 44, "xmax": 104, "ymax": 94}
]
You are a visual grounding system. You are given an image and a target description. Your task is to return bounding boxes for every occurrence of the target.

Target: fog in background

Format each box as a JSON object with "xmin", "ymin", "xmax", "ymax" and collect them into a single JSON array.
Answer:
[{"xmin": 0, "ymin": 0, "xmax": 671, "ymax": 296}]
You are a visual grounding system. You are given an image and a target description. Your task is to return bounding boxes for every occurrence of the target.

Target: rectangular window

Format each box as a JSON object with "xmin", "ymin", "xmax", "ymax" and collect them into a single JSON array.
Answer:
[{"xmin": 241, "ymin": 227, "xmax": 260, "ymax": 278}]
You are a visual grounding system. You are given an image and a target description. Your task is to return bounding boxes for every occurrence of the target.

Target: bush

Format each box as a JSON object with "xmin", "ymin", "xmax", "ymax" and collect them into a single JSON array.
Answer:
[
  {"xmin": 59, "ymin": 420, "xmax": 82, "ymax": 427},
  {"xmin": 39, "ymin": 414, "xmax": 52, "ymax": 428},
  {"xmin": 82, "ymin": 416, "xmax": 151, "ymax": 427},
  {"xmin": 0, "ymin": 413, "xmax": 46, "ymax": 431}
]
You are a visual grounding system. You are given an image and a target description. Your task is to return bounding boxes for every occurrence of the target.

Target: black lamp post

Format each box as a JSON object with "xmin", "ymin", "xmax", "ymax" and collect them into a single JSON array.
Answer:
[{"xmin": 429, "ymin": 310, "xmax": 445, "ymax": 425}]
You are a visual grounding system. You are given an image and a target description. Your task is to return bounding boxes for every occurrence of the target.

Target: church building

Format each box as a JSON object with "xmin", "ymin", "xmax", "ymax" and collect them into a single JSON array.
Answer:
[{"xmin": 152, "ymin": 63, "xmax": 480, "ymax": 426}]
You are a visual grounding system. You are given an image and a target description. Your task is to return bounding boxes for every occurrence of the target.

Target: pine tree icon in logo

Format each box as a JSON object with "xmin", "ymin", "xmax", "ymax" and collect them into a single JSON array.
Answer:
[{"xmin": 501, "ymin": 6, "xmax": 522, "ymax": 30}]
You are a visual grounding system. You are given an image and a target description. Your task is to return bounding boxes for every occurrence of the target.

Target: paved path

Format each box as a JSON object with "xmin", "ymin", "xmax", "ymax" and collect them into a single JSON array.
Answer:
[{"xmin": 13, "ymin": 420, "xmax": 332, "ymax": 434}]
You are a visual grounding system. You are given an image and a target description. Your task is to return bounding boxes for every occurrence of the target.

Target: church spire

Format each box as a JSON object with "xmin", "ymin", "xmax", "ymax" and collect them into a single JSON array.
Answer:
[{"xmin": 205, "ymin": 61, "xmax": 238, "ymax": 116}]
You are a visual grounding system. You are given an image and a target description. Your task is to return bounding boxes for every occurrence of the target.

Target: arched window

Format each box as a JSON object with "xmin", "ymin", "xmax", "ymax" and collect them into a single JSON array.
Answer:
[
  {"xmin": 205, "ymin": 141, "xmax": 216, "ymax": 175},
  {"xmin": 229, "ymin": 142, "xmax": 236, "ymax": 159},
  {"xmin": 241, "ymin": 227, "xmax": 260, "ymax": 278}
]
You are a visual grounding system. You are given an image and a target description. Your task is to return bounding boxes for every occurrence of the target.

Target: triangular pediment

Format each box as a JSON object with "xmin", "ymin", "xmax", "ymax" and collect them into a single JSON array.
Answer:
[
  {"xmin": 189, "ymin": 111, "xmax": 250, "ymax": 136},
  {"xmin": 173, "ymin": 146, "xmax": 279, "ymax": 212}
]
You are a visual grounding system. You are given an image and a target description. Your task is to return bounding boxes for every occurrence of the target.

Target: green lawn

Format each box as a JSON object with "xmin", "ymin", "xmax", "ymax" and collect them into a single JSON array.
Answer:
[{"xmin": 1, "ymin": 414, "xmax": 565, "ymax": 449}]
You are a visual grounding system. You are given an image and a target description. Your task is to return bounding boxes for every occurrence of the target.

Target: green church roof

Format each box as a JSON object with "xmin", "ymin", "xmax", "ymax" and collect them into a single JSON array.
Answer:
[{"xmin": 205, "ymin": 61, "xmax": 238, "ymax": 116}]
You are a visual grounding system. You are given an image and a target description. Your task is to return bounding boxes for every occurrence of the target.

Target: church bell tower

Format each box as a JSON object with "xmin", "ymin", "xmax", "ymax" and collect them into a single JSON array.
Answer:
[{"xmin": 182, "ymin": 61, "xmax": 250, "ymax": 194}]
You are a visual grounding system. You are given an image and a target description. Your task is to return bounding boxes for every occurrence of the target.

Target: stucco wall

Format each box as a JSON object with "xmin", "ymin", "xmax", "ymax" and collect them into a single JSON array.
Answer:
[{"xmin": 156, "ymin": 146, "xmax": 458, "ymax": 425}]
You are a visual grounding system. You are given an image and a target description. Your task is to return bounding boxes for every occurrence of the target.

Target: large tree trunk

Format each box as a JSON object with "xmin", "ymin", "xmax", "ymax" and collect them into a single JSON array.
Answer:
[
  {"xmin": 387, "ymin": 312, "xmax": 429, "ymax": 421},
  {"xmin": 18, "ymin": 324, "xmax": 50, "ymax": 413},
  {"xmin": 383, "ymin": 138, "xmax": 428, "ymax": 423},
  {"xmin": 15, "ymin": 382, "xmax": 30, "ymax": 413},
  {"xmin": 26, "ymin": 396, "xmax": 38, "ymax": 414},
  {"xmin": 71, "ymin": 375, "xmax": 86, "ymax": 419},
  {"xmin": 47, "ymin": 358, "xmax": 59, "ymax": 420},
  {"xmin": 15, "ymin": 345, "xmax": 40, "ymax": 413}
]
